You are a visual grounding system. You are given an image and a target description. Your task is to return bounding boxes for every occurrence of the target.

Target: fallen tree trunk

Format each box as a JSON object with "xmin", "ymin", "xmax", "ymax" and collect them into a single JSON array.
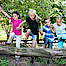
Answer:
[
  {"xmin": 0, "ymin": 45, "xmax": 52, "ymax": 58},
  {"xmin": 0, "ymin": 44, "xmax": 66, "ymax": 58}
]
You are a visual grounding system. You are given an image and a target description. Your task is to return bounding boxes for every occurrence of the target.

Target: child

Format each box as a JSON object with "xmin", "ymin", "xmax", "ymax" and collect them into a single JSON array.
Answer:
[
  {"xmin": 0, "ymin": 7, "xmax": 22, "ymax": 48},
  {"xmin": 51, "ymin": 16, "xmax": 66, "ymax": 48},
  {"xmin": 42, "ymin": 17, "xmax": 54, "ymax": 49},
  {"xmin": 17, "ymin": 9, "xmax": 42, "ymax": 48}
]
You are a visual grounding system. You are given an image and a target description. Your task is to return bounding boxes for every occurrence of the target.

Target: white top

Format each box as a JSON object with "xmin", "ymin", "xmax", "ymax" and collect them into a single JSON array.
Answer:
[{"xmin": 53, "ymin": 23, "xmax": 66, "ymax": 39}]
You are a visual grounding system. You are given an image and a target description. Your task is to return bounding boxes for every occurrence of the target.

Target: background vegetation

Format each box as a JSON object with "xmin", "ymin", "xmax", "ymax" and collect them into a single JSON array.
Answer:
[{"xmin": 0, "ymin": 0, "xmax": 66, "ymax": 40}]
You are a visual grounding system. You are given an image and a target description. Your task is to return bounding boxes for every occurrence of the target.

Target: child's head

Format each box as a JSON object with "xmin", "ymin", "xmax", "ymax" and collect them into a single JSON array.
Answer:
[
  {"xmin": 28, "ymin": 9, "xmax": 41, "ymax": 21},
  {"xmin": 28, "ymin": 9, "xmax": 36, "ymax": 20},
  {"xmin": 56, "ymin": 16, "xmax": 62, "ymax": 26},
  {"xmin": 12, "ymin": 11, "xmax": 20, "ymax": 21},
  {"xmin": 44, "ymin": 17, "xmax": 51, "ymax": 26}
]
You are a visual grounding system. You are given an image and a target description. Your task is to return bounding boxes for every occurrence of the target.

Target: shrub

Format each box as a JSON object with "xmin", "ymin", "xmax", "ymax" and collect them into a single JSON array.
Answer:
[{"xmin": 0, "ymin": 57, "xmax": 9, "ymax": 66}]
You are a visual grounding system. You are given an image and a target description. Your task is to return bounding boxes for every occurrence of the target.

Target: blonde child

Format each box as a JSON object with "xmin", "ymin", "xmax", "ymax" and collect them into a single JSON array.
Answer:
[
  {"xmin": 50, "ymin": 16, "xmax": 66, "ymax": 48},
  {"xmin": 17, "ymin": 9, "xmax": 42, "ymax": 48}
]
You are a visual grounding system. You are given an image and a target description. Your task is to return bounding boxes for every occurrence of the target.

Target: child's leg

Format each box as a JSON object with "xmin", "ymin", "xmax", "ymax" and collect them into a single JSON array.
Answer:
[
  {"xmin": 16, "ymin": 35, "xmax": 22, "ymax": 48},
  {"xmin": 24, "ymin": 29, "xmax": 31, "ymax": 44},
  {"xmin": 26, "ymin": 29, "xmax": 31, "ymax": 40},
  {"xmin": 43, "ymin": 44, "xmax": 47, "ymax": 48},
  {"xmin": 58, "ymin": 38, "xmax": 63, "ymax": 48},
  {"xmin": 43, "ymin": 38, "xmax": 48, "ymax": 49},
  {"xmin": 31, "ymin": 32, "xmax": 37, "ymax": 48},
  {"xmin": 7, "ymin": 32, "xmax": 15, "ymax": 43},
  {"xmin": 32, "ymin": 39, "xmax": 36, "ymax": 48},
  {"xmin": 15, "ymin": 35, "xmax": 21, "ymax": 65},
  {"xmin": 48, "ymin": 41, "xmax": 52, "ymax": 49}
]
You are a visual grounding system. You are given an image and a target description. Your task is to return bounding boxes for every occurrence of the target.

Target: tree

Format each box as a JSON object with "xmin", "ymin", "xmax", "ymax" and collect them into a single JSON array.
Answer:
[{"xmin": 0, "ymin": 0, "xmax": 66, "ymax": 40}]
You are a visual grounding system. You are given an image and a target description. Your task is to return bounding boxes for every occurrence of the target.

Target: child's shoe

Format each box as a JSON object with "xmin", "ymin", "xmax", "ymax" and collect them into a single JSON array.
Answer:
[
  {"xmin": 23, "ymin": 40, "xmax": 27, "ymax": 45},
  {"xmin": 5, "ymin": 42, "xmax": 11, "ymax": 45}
]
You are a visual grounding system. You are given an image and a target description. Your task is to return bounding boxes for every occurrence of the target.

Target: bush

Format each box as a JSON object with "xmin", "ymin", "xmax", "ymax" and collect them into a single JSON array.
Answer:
[{"xmin": 0, "ymin": 57, "xmax": 9, "ymax": 66}]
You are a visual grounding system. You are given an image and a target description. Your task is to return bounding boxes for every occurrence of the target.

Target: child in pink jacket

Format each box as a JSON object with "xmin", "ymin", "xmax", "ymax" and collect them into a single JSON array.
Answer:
[{"xmin": 0, "ymin": 7, "xmax": 22, "ymax": 48}]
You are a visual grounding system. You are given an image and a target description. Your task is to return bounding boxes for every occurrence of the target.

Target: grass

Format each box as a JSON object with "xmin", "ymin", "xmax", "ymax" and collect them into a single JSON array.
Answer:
[{"xmin": 0, "ymin": 27, "xmax": 7, "ymax": 40}]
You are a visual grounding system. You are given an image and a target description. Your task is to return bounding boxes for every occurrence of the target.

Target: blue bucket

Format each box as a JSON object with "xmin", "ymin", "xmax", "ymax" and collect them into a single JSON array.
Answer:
[{"xmin": 58, "ymin": 41, "xmax": 63, "ymax": 48}]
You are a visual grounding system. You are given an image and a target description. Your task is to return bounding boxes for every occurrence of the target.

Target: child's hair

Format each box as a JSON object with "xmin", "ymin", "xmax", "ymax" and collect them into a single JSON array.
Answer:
[
  {"xmin": 56, "ymin": 16, "xmax": 62, "ymax": 21},
  {"xmin": 12, "ymin": 11, "xmax": 20, "ymax": 19},
  {"xmin": 28, "ymin": 9, "xmax": 41, "ymax": 22},
  {"xmin": 44, "ymin": 17, "xmax": 50, "ymax": 21}
]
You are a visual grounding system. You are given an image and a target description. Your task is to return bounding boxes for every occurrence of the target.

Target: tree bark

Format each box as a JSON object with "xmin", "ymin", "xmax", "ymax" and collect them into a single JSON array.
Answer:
[{"xmin": 0, "ymin": 44, "xmax": 66, "ymax": 58}]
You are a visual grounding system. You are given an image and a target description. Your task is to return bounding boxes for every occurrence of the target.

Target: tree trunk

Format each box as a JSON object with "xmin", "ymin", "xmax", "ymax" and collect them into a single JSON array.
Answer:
[{"xmin": 1, "ymin": 44, "xmax": 66, "ymax": 58}]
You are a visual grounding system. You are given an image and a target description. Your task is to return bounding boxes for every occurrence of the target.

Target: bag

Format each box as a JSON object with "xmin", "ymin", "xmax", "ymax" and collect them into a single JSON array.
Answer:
[{"xmin": 61, "ymin": 33, "xmax": 66, "ymax": 39}]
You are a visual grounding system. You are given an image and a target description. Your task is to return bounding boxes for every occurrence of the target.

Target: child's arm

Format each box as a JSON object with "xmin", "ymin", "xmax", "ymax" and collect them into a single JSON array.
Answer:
[
  {"xmin": 0, "ymin": 7, "xmax": 10, "ymax": 18},
  {"xmin": 39, "ymin": 21, "xmax": 43, "ymax": 35},
  {"xmin": 16, "ymin": 19, "xmax": 26, "ymax": 30},
  {"xmin": 50, "ymin": 24, "xmax": 55, "ymax": 34}
]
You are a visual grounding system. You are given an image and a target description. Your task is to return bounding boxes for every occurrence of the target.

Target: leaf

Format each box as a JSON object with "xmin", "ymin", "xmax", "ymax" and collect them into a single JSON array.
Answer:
[
  {"xmin": 46, "ymin": 59, "xmax": 50, "ymax": 64},
  {"xmin": 35, "ymin": 58, "xmax": 41, "ymax": 62},
  {"xmin": 27, "ymin": 60, "xmax": 30, "ymax": 64},
  {"xmin": 42, "ymin": 59, "xmax": 46, "ymax": 64}
]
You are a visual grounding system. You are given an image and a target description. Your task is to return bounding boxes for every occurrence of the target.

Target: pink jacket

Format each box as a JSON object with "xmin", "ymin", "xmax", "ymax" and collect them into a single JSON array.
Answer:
[{"xmin": 10, "ymin": 17, "xmax": 22, "ymax": 35}]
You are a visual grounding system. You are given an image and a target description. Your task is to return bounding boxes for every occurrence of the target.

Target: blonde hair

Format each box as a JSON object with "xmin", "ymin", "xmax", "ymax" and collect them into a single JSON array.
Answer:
[
  {"xmin": 56, "ymin": 16, "xmax": 62, "ymax": 21},
  {"xmin": 28, "ymin": 9, "xmax": 41, "ymax": 22}
]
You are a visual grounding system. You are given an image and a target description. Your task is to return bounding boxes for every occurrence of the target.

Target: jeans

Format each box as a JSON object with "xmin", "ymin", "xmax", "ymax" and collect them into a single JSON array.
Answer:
[
  {"xmin": 30, "ymin": 32, "xmax": 37, "ymax": 40},
  {"xmin": 43, "ymin": 38, "xmax": 52, "ymax": 49}
]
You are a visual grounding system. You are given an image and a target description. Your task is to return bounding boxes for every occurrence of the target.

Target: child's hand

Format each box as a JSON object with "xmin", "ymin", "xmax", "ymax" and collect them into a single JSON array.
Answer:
[
  {"xmin": 40, "ymin": 31, "xmax": 43, "ymax": 35},
  {"xmin": 39, "ymin": 29, "xmax": 43, "ymax": 35},
  {"xmin": 16, "ymin": 26, "xmax": 22, "ymax": 30},
  {"xmin": 50, "ymin": 24, "xmax": 54, "ymax": 28}
]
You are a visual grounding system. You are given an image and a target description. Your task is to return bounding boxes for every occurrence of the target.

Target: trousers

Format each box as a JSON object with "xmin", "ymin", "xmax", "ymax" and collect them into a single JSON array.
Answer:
[{"xmin": 7, "ymin": 32, "xmax": 22, "ymax": 48}]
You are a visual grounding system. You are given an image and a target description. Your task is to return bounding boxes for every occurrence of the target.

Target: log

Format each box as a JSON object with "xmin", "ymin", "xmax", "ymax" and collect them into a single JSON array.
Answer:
[
  {"xmin": 1, "ymin": 44, "xmax": 66, "ymax": 58},
  {"xmin": 0, "ymin": 44, "xmax": 52, "ymax": 58}
]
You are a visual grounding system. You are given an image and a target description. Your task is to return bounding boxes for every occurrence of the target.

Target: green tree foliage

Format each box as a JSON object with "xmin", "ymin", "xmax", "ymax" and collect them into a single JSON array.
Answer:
[
  {"xmin": 0, "ymin": 0, "xmax": 66, "ymax": 38},
  {"xmin": 0, "ymin": 0, "xmax": 66, "ymax": 20}
]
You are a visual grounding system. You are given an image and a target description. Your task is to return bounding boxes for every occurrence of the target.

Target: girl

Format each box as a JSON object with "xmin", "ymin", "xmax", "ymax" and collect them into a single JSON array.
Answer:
[
  {"xmin": 50, "ymin": 16, "xmax": 66, "ymax": 48},
  {"xmin": 17, "ymin": 9, "xmax": 43, "ymax": 48},
  {"xmin": 0, "ymin": 7, "xmax": 22, "ymax": 48}
]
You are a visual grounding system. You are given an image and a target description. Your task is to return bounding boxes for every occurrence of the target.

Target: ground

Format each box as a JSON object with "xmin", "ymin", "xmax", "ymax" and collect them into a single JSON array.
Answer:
[{"xmin": 0, "ymin": 54, "xmax": 55, "ymax": 66}]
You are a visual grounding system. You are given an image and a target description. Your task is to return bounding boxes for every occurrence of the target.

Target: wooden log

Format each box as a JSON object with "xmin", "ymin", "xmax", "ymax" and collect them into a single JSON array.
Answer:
[
  {"xmin": 0, "ymin": 44, "xmax": 52, "ymax": 58},
  {"xmin": 1, "ymin": 44, "xmax": 66, "ymax": 58}
]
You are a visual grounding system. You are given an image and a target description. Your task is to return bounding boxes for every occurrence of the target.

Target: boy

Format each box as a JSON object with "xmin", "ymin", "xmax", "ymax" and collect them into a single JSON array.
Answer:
[{"xmin": 42, "ymin": 17, "xmax": 54, "ymax": 49}]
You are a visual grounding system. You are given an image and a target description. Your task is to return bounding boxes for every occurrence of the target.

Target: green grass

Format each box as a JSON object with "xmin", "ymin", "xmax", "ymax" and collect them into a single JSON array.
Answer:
[
  {"xmin": 0, "ymin": 36, "xmax": 7, "ymax": 40},
  {"xmin": 0, "ymin": 27, "xmax": 7, "ymax": 40}
]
